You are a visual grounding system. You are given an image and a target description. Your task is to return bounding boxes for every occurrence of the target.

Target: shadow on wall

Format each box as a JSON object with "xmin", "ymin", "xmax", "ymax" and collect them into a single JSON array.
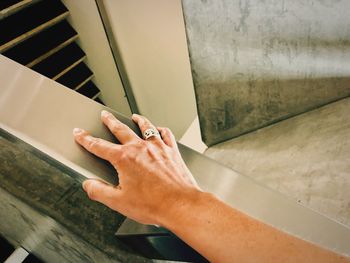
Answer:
[{"xmin": 195, "ymin": 76, "xmax": 350, "ymax": 146}]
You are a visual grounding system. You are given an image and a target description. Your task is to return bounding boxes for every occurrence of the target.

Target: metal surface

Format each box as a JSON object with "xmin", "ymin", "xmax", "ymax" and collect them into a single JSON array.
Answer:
[
  {"xmin": 94, "ymin": 0, "xmax": 139, "ymax": 114},
  {"xmin": 117, "ymin": 220, "xmax": 166, "ymax": 237},
  {"xmin": 116, "ymin": 219, "xmax": 208, "ymax": 262},
  {"xmin": 116, "ymin": 219, "xmax": 208, "ymax": 261},
  {"xmin": 0, "ymin": 55, "xmax": 350, "ymax": 256},
  {"xmin": 182, "ymin": 0, "xmax": 350, "ymax": 146}
]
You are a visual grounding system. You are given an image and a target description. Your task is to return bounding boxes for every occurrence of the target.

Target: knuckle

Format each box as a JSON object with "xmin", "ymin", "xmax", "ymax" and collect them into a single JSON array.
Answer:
[
  {"xmin": 164, "ymin": 127, "xmax": 172, "ymax": 135},
  {"xmin": 106, "ymin": 148, "xmax": 116, "ymax": 160},
  {"xmin": 134, "ymin": 140, "xmax": 147, "ymax": 149},
  {"xmin": 76, "ymin": 132, "xmax": 88, "ymax": 143},
  {"xmin": 87, "ymin": 137, "xmax": 99, "ymax": 149},
  {"xmin": 144, "ymin": 141, "xmax": 153, "ymax": 149},
  {"xmin": 75, "ymin": 132, "xmax": 83, "ymax": 140},
  {"xmin": 139, "ymin": 123, "xmax": 148, "ymax": 130},
  {"xmin": 105, "ymin": 113, "xmax": 117, "ymax": 122},
  {"xmin": 146, "ymin": 144, "xmax": 155, "ymax": 155},
  {"xmin": 139, "ymin": 117, "xmax": 152, "ymax": 127},
  {"xmin": 128, "ymin": 153, "xmax": 137, "ymax": 162},
  {"xmin": 135, "ymin": 141, "xmax": 149, "ymax": 152},
  {"xmin": 137, "ymin": 116, "xmax": 145, "ymax": 123},
  {"xmin": 118, "ymin": 150, "xmax": 129, "ymax": 162},
  {"xmin": 110, "ymin": 123, "xmax": 123, "ymax": 133},
  {"xmin": 143, "ymin": 117, "xmax": 151, "ymax": 125},
  {"xmin": 153, "ymin": 137, "xmax": 164, "ymax": 146},
  {"xmin": 139, "ymin": 140, "xmax": 148, "ymax": 147},
  {"xmin": 138, "ymin": 115, "xmax": 147, "ymax": 122},
  {"xmin": 106, "ymin": 113, "xmax": 114, "ymax": 120}
]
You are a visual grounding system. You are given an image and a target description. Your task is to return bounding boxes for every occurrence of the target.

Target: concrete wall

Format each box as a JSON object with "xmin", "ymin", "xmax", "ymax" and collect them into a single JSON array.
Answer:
[
  {"xmin": 99, "ymin": 0, "xmax": 197, "ymax": 138},
  {"xmin": 206, "ymin": 98, "xmax": 350, "ymax": 228},
  {"xmin": 62, "ymin": 0, "xmax": 131, "ymax": 116},
  {"xmin": 182, "ymin": 0, "xmax": 350, "ymax": 146}
]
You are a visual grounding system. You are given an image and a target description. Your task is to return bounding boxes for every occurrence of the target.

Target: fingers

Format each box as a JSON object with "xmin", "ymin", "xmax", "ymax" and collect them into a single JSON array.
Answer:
[
  {"xmin": 73, "ymin": 128, "xmax": 121, "ymax": 161},
  {"xmin": 157, "ymin": 127, "xmax": 177, "ymax": 148},
  {"xmin": 132, "ymin": 114, "xmax": 162, "ymax": 142},
  {"xmin": 82, "ymin": 179, "xmax": 122, "ymax": 209},
  {"xmin": 101, "ymin": 110, "xmax": 139, "ymax": 144}
]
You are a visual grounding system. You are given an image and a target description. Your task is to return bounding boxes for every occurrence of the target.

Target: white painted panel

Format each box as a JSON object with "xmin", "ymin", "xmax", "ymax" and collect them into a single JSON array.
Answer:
[
  {"xmin": 101, "ymin": 0, "xmax": 197, "ymax": 138},
  {"xmin": 180, "ymin": 116, "xmax": 207, "ymax": 153},
  {"xmin": 4, "ymin": 248, "xmax": 29, "ymax": 263},
  {"xmin": 62, "ymin": 0, "xmax": 131, "ymax": 116}
]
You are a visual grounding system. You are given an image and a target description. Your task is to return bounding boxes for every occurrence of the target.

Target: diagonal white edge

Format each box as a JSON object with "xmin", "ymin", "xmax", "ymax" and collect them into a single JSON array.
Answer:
[{"xmin": 4, "ymin": 247, "xmax": 29, "ymax": 263}]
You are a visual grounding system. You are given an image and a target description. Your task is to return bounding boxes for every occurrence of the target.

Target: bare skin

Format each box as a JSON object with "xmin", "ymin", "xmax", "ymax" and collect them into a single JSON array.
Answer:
[{"xmin": 73, "ymin": 110, "xmax": 349, "ymax": 263}]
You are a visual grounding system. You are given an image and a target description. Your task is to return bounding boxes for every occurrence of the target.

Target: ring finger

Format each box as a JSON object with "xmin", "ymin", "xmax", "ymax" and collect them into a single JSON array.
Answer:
[{"xmin": 131, "ymin": 114, "xmax": 162, "ymax": 142}]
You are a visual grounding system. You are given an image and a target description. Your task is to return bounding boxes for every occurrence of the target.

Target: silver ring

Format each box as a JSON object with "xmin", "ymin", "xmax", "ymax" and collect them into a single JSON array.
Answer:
[{"xmin": 143, "ymin": 128, "xmax": 160, "ymax": 140}]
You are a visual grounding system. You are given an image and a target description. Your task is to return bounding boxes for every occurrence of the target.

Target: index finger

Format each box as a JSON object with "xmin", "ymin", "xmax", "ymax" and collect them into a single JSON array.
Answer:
[{"xmin": 73, "ymin": 128, "xmax": 121, "ymax": 161}]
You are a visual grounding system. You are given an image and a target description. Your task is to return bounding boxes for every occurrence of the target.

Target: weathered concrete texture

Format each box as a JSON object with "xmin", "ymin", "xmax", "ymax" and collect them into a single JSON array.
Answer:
[
  {"xmin": 205, "ymin": 98, "xmax": 350, "ymax": 227},
  {"xmin": 0, "ymin": 128, "xmax": 150, "ymax": 262},
  {"xmin": 182, "ymin": 0, "xmax": 350, "ymax": 146},
  {"xmin": 0, "ymin": 187, "xmax": 122, "ymax": 263}
]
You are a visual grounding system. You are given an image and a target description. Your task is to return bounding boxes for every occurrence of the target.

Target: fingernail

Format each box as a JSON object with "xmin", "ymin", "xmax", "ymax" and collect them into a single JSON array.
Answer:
[
  {"xmin": 101, "ymin": 110, "xmax": 109, "ymax": 117},
  {"xmin": 132, "ymin": 113, "xmax": 139, "ymax": 119},
  {"xmin": 73, "ymin": 128, "xmax": 82, "ymax": 135}
]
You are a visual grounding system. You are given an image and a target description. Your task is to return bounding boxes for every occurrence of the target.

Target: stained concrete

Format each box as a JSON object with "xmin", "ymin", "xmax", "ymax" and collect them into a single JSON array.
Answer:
[
  {"xmin": 205, "ymin": 98, "xmax": 350, "ymax": 227},
  {"xmin": 0, "ymin": 128, "xmax": 150, "ymax": 262},
  {"xmin": 0, "ymin": 187, "xmax": 123, "ymax": 263},
  {"xmin": 182, "ymin": 0, "xmax": 350, "ymax": 146}
]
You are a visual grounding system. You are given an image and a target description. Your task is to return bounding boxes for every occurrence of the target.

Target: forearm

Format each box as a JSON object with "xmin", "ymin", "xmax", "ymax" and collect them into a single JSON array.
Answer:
[
  {"xmin": 161, "ymin": 190, "xmax": 349, "ymax": 263},
  {"xmin": 74, "ymin": 112, "xmax": 349, "ymax": 262}
]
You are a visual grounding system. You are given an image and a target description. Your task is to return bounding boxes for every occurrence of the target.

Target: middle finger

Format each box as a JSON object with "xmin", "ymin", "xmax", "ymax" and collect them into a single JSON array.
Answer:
[{"xmin": 101, "ymin": 110, "xmax": 140, "ymax": 144}]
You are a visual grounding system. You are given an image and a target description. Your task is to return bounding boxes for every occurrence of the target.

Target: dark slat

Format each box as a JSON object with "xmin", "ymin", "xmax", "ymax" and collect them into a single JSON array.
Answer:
[
  {"xmin": 3, "ymin": 20, "xmax": 77, "ymax": 66},
  {"xmin": 0, "ymin": 235, "xmax": 15, "ymax": 262},
  {"xmin": 0, "ymin": 0, "xmax": 68, "ymax": 49},
  {"xmin": 56, "ymin": 62, "xmax": 92, "ymax": 89},
  {"xmin": 94, "ymin": 97, "xmax": 105, "ymax": 105},
  {"xmin": 0, "ymin": 0, "xmax": 38, "ymax": 20},
  {"xmin": 77, "ymin": 81, "xmax": 100, "ymax": 99},
  {"xmin": 0, "ymin": 0, "xmax": 23, "ymax": 10},
  {"xmin": 23, "ymin": 253, "xmax": 44, "ymax": 263},
  {"xmin": 32, "ymin": 42, "xmax": 85, "ymax": 79}
]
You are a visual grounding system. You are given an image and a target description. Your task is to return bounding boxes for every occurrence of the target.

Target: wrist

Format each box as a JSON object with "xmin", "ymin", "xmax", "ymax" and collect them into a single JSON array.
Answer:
[{"xmin": 158, "ymin": 187, "xmax": 213, "ymax": 230}]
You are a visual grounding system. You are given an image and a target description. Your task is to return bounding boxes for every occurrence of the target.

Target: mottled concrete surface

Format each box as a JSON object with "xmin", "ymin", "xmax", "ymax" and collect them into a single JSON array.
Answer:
[
  {"xmin": 206, "ymin": 98, "xmax": 350, "ymax": 227},
  {"xmin": 0, "ymin": 187, "xmax": 123, "ymax": 263},
  {"xmin": 182, "ymin": 0, "xmax": 350, "ymax": 146},
  {"xmin": 0, "ymin": 128, "xmax": 150, "ymax": 262}
]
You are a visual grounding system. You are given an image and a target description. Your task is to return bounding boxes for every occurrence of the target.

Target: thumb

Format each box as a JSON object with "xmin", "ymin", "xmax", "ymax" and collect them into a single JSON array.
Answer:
[{"xmin": 82, "ymin": 179, "xmax": 121, "ymax": 208}]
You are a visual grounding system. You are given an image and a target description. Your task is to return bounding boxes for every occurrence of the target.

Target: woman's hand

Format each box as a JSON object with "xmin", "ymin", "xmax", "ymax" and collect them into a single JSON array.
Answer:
[
  {"xmin": 73, "ymin": 111, "xmax": 350, "ymax": 263},
  {"xmin": 73, "ymin": 110, "xmax": 201, "ymax": 226}
]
